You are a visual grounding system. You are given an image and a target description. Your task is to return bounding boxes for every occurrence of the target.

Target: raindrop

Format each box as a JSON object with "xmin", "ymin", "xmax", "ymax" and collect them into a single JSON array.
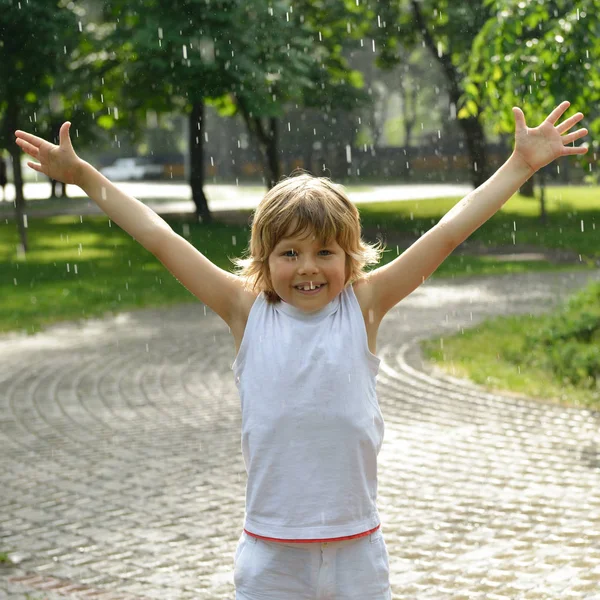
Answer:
[{"xmin": 346, "ymin": 145, "xmax": 352, "ymax": 163}]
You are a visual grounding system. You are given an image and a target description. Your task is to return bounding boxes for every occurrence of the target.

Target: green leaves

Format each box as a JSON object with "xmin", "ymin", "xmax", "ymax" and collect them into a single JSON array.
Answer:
[
  {"xmin": 466, "ymin": 0, "xmax": 600, "ymax": 156},
  {"xmin": 523, "ymin": 282, "xmax": 600, "ymax": 388}
]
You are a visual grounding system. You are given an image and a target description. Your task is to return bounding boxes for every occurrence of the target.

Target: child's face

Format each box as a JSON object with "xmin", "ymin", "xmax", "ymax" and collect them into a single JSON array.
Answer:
[{"xmin": 268, "ymin": 228, "xmax": 348, "ymax": 312}]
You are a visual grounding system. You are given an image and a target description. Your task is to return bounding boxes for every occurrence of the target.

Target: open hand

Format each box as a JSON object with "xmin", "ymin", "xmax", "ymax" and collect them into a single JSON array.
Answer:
[
  {"xmin": 512, "ymin": 101, "xmax": 588, "ymax": 174},
  {"xmin": 15, "ymin": 122, "xmax": 84, "ymax": 186}
]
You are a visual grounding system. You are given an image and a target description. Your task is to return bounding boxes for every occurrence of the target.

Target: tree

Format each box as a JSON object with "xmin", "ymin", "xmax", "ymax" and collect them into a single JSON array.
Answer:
[
  {"xmin": 375, "ymin": 0, "xmax": 495, "ymax": 187},
  {"xmin": 465, "ymin": 0, "xmax": 600, "ymax": 220},
  {"xmin": 0, "ymin": 0, "xmax": 82, "ymax": 252},
  {"xmin": 99, "ymin": 0, "xmax": 376, "ymax": 221}
]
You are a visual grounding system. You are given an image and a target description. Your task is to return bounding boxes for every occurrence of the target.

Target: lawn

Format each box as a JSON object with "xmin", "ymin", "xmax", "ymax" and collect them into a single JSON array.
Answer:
[{"xmin": 1, "ymin": 184, "xmax": 598, "ymax": 408}]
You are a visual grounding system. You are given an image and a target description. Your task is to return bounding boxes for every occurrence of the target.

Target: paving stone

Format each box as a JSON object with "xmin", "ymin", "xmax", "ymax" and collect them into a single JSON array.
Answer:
[{"xmin": 1, "ymin": 269, "xmax": 599, "ymax": 598}]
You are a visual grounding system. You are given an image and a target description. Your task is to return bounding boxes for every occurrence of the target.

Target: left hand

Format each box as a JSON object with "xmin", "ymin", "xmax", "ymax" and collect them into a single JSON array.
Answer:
[{"xmin": 512, "ymin": 101, "xmax": 589, "ymax": 174}]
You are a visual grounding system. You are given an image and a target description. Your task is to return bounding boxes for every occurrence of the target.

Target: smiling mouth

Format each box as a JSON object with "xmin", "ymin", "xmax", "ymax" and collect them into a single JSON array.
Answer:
[{"xmin": 294, "ymin": 283, "xmax": 326, "ymax": 292}]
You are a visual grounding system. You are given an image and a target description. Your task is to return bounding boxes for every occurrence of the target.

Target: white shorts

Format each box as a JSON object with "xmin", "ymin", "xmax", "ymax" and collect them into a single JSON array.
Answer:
[{"xmin": 233, "ymin": 529, "xmax": 392, "ymax": 600}]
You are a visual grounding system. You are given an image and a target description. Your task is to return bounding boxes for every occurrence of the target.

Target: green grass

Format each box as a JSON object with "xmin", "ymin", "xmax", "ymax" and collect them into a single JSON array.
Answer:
[
  {"xmin": 420, "ymin": 300, "xmax": 600, "ymax": 409},
  {"xmin": 357, "ymin": 185, "xmax": 599, "ymax": 262},
  {"xmin": 1, "ymin": 215, "xmax": 248, "ymax": 336},
  {"xmin": 1, "ymin": 185, "xmax": 598, "ymax": 408},
  {"xmin": 1, "ymin": 185, "xmax": 598, "ymax": 339}
]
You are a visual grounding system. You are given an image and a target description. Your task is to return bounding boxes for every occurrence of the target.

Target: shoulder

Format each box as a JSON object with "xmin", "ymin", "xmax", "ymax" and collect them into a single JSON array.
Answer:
[
  {"xmin": 236, "ymin": 286, "xmax": 261, "ymax": 321},
  {"xmin": 229, "ymin": 286, "xmax": 260, "ymax": 352},
  {"xmin": 351, "ymin": 276, "xmax": 381, "ymax": 324}
]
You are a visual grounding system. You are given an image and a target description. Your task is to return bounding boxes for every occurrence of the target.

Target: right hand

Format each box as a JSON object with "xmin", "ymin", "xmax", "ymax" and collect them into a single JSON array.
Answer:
[{"xmin": 15, "ymin": 122, "xmax": 84, "ymax": 186}]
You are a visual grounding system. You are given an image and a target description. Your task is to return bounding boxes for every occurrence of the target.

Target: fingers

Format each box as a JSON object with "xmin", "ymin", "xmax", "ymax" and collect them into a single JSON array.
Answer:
[
  {"xmin": 556, "ymin": 112, "xmax": 584, "ymax": 134},
  {"xmin": 545, "ymin": 100, "xmax": 570, "ymax": 125},
  {"xmin": 26, "ymin": 161, "xmax": 45, "ymax": 174},
  {"xmin": 561, "ymin": 128, "xmax": 588, "ymax": 145},
  {"xmin": 563, "ymin": 144, "xmax": 589, "ymax": 156},
  {"xmin": 14, "ymin": 130, "xmax": 45, "ymax": 148},
  {"xmin": 15, "ymin": 137, "xmax": 40, "ymax": 158}
]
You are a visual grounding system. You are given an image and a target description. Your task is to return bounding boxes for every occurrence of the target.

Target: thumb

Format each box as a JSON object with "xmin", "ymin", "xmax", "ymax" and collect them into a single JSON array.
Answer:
[
  {"xmin": 59, "ymin": 121, "xmax": 74, "ymax": 149},
  {"xmin": 512, "ymin": 107, "xmax": 526, "ymax": 131}
]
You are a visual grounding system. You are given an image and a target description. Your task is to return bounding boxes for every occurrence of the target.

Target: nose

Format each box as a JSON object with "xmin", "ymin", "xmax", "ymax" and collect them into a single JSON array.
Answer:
[{"xmin": 297, "ymin": 254, "xmax": 319, "ymax": 275}]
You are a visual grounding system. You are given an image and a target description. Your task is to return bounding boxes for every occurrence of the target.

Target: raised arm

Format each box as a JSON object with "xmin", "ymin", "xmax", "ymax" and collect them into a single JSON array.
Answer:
[
  {"xmin": 365, "ymin": 101, "xmax": 588, "ymax": 319},
  {"xmin": 15, "ymin": 122, "xmax": 171, "ymax": 252},
  {"xmin": 438, "ymin": 101, "xmax": 588, "ymax": 246},
  {"xmin": 15, "ymin": 121, "xmax": 249, "ymax": 327}
]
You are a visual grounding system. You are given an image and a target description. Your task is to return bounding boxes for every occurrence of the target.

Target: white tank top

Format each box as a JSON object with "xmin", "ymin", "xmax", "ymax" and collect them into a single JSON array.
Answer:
[{"xmin": 231, "ymin": 283, "xmax": 385, "ymax": 540}]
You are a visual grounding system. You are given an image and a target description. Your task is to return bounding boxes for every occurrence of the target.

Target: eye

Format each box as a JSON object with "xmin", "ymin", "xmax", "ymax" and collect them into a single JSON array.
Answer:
[{"xmin": 282, "ymin": 249, "xmax": 332, "ymax": 258}]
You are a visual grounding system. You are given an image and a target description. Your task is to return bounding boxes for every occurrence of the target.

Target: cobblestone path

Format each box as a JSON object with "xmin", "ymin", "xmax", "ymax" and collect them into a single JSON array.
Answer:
[{"xmin": 1, "ymin": 269, "xmax": 599, "ymax": 599}]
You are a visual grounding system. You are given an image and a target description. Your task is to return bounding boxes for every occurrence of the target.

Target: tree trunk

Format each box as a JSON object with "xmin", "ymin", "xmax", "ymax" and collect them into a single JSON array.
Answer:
[
  {"xmin": 9, "ymin": 145, "xmax": 27, "ymax": 252},
  {"xmin": 188, "ymin": 100, "xmax": 212, "ymax": 223},
  {"xmin": 538, "ymin": 170, "xmax": 547, "ymax": 225},
  {"xmin": 410, "ymin": 0, "xmax": 490, "ymax": 188},
  {"xmin": 519, "ymin": 175, "xmax": 535, "ymax": 198},
  {"xmin": 235, "ymin": 95, "xmax": 281, "ymax": 189},
  {"xmin": 263, "ymin": 117, "xmax": 281, "ymax": 189},
  {"xmin": 460, "ymin": 116, "xmax": 489, "ymax": 188},
  {"xmin": 5, "ymin": 102, "xmax": 28, "ymax": 252}
]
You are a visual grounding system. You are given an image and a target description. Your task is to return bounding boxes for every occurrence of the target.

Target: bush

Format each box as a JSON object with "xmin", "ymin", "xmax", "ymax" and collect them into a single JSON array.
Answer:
[{"xmin": 522, "ymin": 282, "xmax": 600, "ymax": 388}]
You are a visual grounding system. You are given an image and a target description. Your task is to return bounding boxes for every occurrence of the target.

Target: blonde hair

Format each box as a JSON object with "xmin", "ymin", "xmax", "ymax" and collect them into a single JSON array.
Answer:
[{"xmin": 231, "ymin": 170, "xmax": 385, "ymax": 303}]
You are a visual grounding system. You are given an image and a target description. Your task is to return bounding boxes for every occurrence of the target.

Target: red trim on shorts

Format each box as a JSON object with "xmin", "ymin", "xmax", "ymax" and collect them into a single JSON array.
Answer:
[{"xmin": 243, "ymin": 524, "xmax": 380, "ymax": 543}]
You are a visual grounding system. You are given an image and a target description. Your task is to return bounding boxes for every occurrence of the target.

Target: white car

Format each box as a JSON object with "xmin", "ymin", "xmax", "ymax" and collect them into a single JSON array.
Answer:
[{"xmin": 100, "ymin": 157, "xmax": 164, "ymax": 181}]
